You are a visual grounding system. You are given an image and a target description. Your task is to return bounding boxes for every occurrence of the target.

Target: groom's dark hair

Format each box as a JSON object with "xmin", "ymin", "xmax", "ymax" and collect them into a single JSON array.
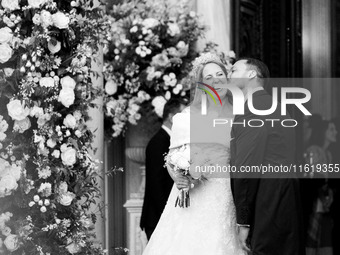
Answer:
[
  {"xmin": 163, "ymin": 98, "xmax": 187, "ymax": 121},
  {"xmin": 239, "ymin": 58, "xmax": 270, "ymax": 79}
]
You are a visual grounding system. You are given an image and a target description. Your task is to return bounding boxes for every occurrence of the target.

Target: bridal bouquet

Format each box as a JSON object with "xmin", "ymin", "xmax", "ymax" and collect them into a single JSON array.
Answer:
[{"xmin": 165, "ymin": 144, "xmax": 208, "ymax": 208}]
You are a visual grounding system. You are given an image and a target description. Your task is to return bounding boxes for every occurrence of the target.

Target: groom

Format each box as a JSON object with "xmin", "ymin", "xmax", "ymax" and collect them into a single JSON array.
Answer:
[{"xmin": 228, "ymin": 58, "xmax": 304, "ymax": 255}]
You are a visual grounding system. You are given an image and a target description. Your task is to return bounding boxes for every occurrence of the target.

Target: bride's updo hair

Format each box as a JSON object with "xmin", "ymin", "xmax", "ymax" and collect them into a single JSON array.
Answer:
[{"xmin": 190, "ymin": 53, "xmax": 229, "ymax": 105}]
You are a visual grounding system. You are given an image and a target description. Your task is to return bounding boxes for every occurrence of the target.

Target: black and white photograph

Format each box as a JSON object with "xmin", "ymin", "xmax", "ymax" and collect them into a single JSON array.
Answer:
[{"xmin": 0, "ymin": 0, "xmax": 339, "ymax": 254}]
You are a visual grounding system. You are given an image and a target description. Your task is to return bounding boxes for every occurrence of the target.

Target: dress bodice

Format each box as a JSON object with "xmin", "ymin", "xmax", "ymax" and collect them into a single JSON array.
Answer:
[{"xmin": 169, "ymin": 106, "xmax": 231, "ymax": 149}]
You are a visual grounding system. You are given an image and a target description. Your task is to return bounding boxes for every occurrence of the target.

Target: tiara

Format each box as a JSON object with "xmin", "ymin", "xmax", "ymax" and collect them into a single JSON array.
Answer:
[{"xmin": 190, "ymin": 51, "xmax": 236, "ymax": 80}]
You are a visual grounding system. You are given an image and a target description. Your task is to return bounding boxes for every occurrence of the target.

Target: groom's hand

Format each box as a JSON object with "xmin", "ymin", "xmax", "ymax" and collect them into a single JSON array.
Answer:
[{"xmin": 238, "ymin": 226, "xmax": 251, "ymax": 253}]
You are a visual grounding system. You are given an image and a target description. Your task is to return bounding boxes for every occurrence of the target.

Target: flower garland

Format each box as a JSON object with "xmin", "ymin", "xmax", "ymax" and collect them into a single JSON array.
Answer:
[
  {"xmin": 103, "ymin": 0, "xmax": 207, "ymax": 138},
  {"xmin": 0, "ymin": 0, "xmax": 109, "ymax": 254}
]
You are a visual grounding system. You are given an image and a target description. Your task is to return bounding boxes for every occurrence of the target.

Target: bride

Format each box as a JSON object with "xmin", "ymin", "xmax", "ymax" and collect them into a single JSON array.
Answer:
[{"xmin": 142, "ymin": 53, "xmax": 245, "ymax": 255}]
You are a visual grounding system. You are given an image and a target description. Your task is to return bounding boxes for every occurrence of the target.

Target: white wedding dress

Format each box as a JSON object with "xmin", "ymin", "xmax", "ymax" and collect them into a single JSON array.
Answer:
[{"xmin": 142, "ymin": 107, "xmax": 245, "ymax": 255}]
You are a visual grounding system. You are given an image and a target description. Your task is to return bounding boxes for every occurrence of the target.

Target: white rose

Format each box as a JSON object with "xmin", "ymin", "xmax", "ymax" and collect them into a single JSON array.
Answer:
[
  {"xmin": 33, "ymin": 195, "xmax": 40, "ymax": 202},
  {"xmin": 40, "ymin": 10, "xmax": 53, "ymax": 28},
  {"xmin": 40, "ymin": 206, "xmax": 46, "ymax": 213},
  {"xmin": 52, "ymin": 12, "xmax": 70, "ymax": 29},
  {"xmin": 59, "ymin": 192, "xmax": 75, "ymax": 206},
  {"xmin": 39, "ymin": 77, "xmax": 55, "ymax": 88},
  {"xmin": 167, "ymin": 22, "xmax": 180, "ymax": 36},
  {"xmin": 176, "ymin": 41, "xmax": 188, "ymax": 57},
  {"xmin": 60, "ymin": 76, "xmax": 76, "ymax": 89},
  {"xmin": 46, "ymin": 139, "xmax": 56, "ymax": 148},
  {"xmin": 38, "ymin": 200, "xmax": 43, "ymax": 206},
  {"xmin": 66, "ymin": 242, "xmax": 81, "ymax": 254},
  {"xmin": 44, "ymin": 199, "xmax": 50, "ymax": 206},
  {"xmin": 75, "ymin": 130, "xmax": 81, "ymax": 138},
  {"xmin": 63, "ymin": 114, "xmax": 77, "ymax": 129},
  {"xmin": 1, "ymin": 0, "xmax": 19, "ymax": 10},
  {"xmin": 48, "ymin": 40, "xmax": 61, "ymax": 54},
  {"xmin": 28, "ymin": 0, "xmax": 46, "ymax": 8},
  {"xmin": 30, "ymin": 106, "xmax": 44, "ymax": 118},
  {"xmin": 28, "ymin": 201, "xmax": 35, "ymax": 207},
  {"xmin": 32, "ymin": 14, "xmax": 41, "ymax": 25},
  {"xmin": 61, "ymin": 147, "xmax": 76, "ymax": 166},
  {"xmin": 0, "ymin": 175, "xmax": 18, "ymax": 197},
  {"xmin": 142, "ymin": 18, "xmax": 159, "ymax": 29},
  {"xmin": 58, "ymin": 88, "xmax": 75, "ymax": 108},
  {"xmin": 0, "ymin": 27, "xmax": 12, "ymax": 44},
  {"xmin": 1, "ymin": 227, "xmax": 11, "ymax": 236},
  {"xmin": 105, "ymin": 80, "xmax": 117, "ymax": 95},
  {"xmin": 0, "ymin": 44, "xmax": 13, "ymax": 63},
  {"xmin": 52, "ymin": 150, "xmax": 60, "ymax": 158},
  {"xmin": 7, "ymin": 100, "xmax": 30, "ymax": 121},
  {"xmin": 3, "ymin": 234, "xmax": 19, "ymax": 252},
  {"xmin": 151, "ymin": 96, "xmax": 167, "ymax": 118},
  {"xmin": 4, "ymin": 68, "xmax": 14, "ymax": 77},
  {"xmin": 13, "ymin": 117, "xmax": 31, "ymax": 133}
]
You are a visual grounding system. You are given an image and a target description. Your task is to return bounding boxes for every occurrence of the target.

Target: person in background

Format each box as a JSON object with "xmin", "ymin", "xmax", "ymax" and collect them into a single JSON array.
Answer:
[
  {"xmin": 140, "ymin": 98, "xmax": 186, "ymax": 240},
  {"xmin": 303, "ymin": 119, "xmax": 337, "ymax": 255}
]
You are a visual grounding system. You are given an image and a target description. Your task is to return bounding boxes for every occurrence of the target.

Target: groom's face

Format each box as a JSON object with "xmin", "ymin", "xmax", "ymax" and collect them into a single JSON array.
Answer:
[{"xmin": 227, "ymin": 60, "xmax": 254, "ymax": 89}]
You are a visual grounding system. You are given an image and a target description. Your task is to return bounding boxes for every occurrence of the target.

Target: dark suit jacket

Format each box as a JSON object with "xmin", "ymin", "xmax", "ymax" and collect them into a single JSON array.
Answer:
[
  {"xmin": 230, "ymin": 90, "xmax": 304, "ymax": 255},
  {"xmin": 140, "ymin": 128, "xmax": 173, "ymax": 230}
]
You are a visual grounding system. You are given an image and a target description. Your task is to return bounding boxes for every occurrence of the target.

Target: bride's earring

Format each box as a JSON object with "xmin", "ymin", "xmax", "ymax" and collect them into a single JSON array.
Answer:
[{"xmin": 201, "ymin": 91, "xmax": 207, "ymax": 115}]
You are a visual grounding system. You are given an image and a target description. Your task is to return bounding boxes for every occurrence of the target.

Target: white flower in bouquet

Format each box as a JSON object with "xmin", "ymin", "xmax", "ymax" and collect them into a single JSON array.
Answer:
[
  {"xmin": 105, "ymin": 100, "xmax": 118, "ymax": 116},
  {"xmin": 0, "ymin": 116, "xmax": 8, "ymax": 141},
  {"xmin": 33, "ymin": 195, "xmax": 40, "ymax": 202},
  {"xmin": 61, "ymin": 146, "xmax": 77, "ymax": 166},
  {"xmin": 48, "ymin": 40, "xmax": 61, "ymax": 54},
  {"xmin": 38, "ymin": 166, "xmax": 51, "ymax": 179},
  {"xmin": 173, "ymin": 84, "xmax": 183, "ymax": 95},
  {"xmin": 52, "ymin": 12, "xmax": 70, "ymax": 29},
  {"xmin": 61, "ymin": 76, "xmax": 76, "ymax": 89},
  {"xmin": 40, "ymin": 10, "xmax": 53, "ymax": 27},
  {"xmin": 167, "ymin": 22, "xmax": 180, "ymax": 36},
  {"xmin": 151, "ymin": 52, "xmax": 170, "ymax": 67},
  {"xmin": 46, "ymin": 138, "xmax": 56, "ymax": 148},
  {"xmin": 105, "ymin": 80, "xmax": 117, "ymax": 95},
  {"xmin": 0, "ymin": 44, "xmax": 13, "ymax": 63},
  {"xmin": 2, "ymin": 17, "xmax": 15, "ymax": 28},
  {"xmin": 167, "ymin": 47, "xmax": 179, "ymax": 57},
  {"xmin": 59, "ymin": 191, "xmax": 75, "ymax": 206},
  {"xmin": 1, "ymin": 0, "xmax": 19, "ymax": 11},
  {"xmin": 176, "ymin": 41, "xmax": 189, "ymax": 57},
  {"xmin": 165, "ymin": 91, "xmax": 171, "ymax": 100},
  {"xmin": 28, "ymin": 0, "xmax": 46, "ymax": 8},
  {"xmin": 13, "ymin": 117, "xmax": 31, "ymax": 133},
  {"xmin": 163, "ymin": 73, "xmax": 177, "ymax": 87},
  {"xmin": 38, "ymin": 182, "xmax": 52, "ymax": 197},
  {"xmin": 28, "ymin": 201, "xmax": 35, "ymax": 207},
  {"xmin": 40, "ymin": 206, "xmax": 46, "ymax": 213},
  {"xmin": 0, "ymin": 175, "xmax": 18, "ymax": 197},
  {"xmin": 151, "ymin": 96, "xmax": 167, "ymax": 118},
  {"xmin": 66, "ymin": 241, "xmax": 81, "ymax": 254},
  {"xmin": 4, "ymin": 68, "xmax": 14, "ymax": 77},
  {"xmin": 142, "ymin": 18, "xmax": 159, "ymax": 29},
  {"xmin": 63, "ymin": 114, "xmax": 77, "ymax": 129},
  {"xmin": 37, "ymin": 113, "xmax": 51, "ymax": 127},
  {"xmin": 137, "ymin": 90, "xmax": 150, "ymax": 101},
  {"xmin": 0, "ymin": 27, "xmax": 13, "ymax": 44},
  {"xmin": 58, "ymin": 88, "xmax": 75, "ymax": 108},
  {"xmin": 32, "ymin": 13, "xmax": 41, "ymax": 25},
  {"xmin": 52, "ymin": 150, "xmax": 60, "ymax": 158},
  {"xmin": 1, "ymin": 226, "xmax": 11, "ymax": 236},
  {"xmin": 3, "ymin": 234, "xmax": 19, "ymax": 252},
  {"xmin": 30, "ymin": 105, "xmax": 44, "ymax": 118},
  {"xmin": 7, "ymin": 100, "xmax": 30, "ymax": 121}
]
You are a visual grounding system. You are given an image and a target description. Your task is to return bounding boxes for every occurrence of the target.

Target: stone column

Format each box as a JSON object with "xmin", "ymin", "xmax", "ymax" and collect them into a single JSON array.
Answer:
[{"xmin": 88, "ymin": 45, "xmax": 106, "ymax": 248}]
